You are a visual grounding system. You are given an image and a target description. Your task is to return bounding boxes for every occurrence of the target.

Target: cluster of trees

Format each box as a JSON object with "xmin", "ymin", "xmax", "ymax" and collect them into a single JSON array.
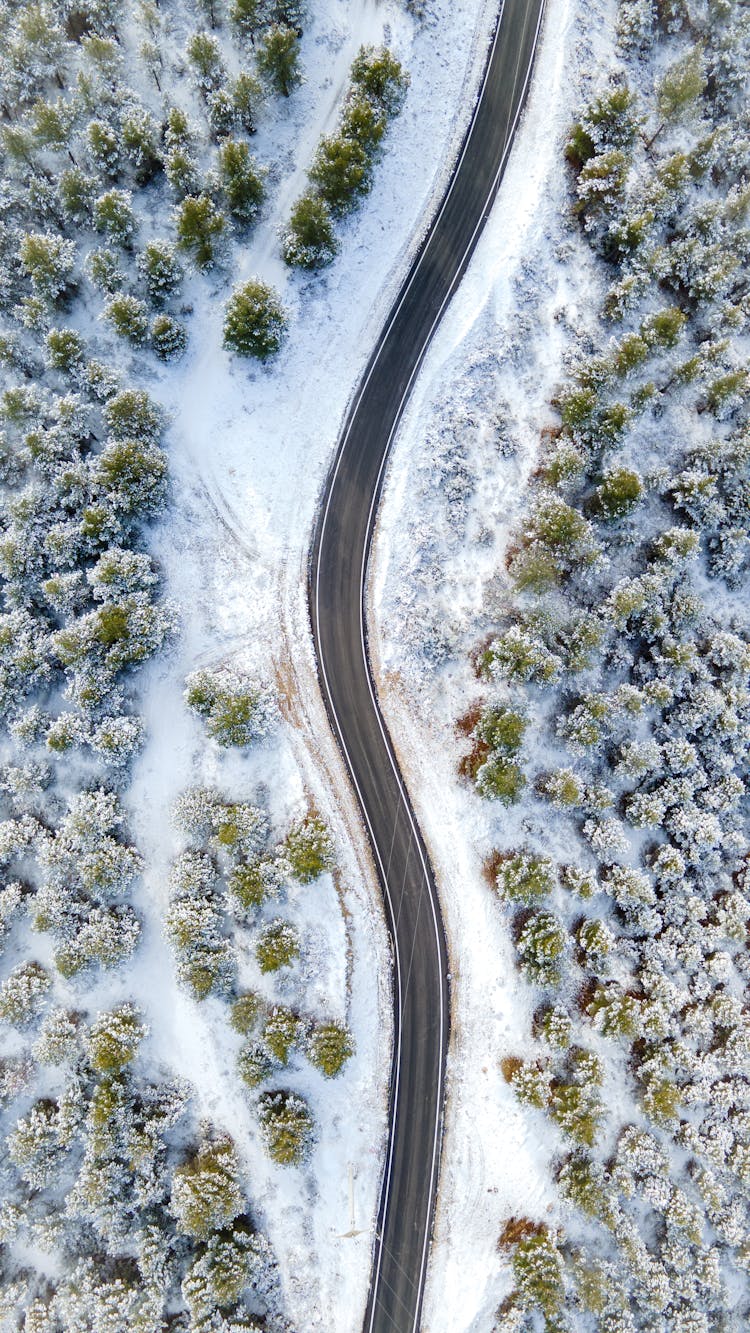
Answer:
[
  {"xmin": 0, "ymin": 378, "xmax": 173, "ymax": 764},
  {"xmin": 166, "ymin": 782, "xmax": 349, "ymax": 1164},
  {"xmin": 462, "ymin": 1, "xmax": 750, "ymax": 1327},
  {"xmin": 0, "ymin": 0, "xmax": 312, "ymax": 372},
  {"xmin": 282, "ymin": 45, "xmax": 409, "ymax": 270},
  {"xmin": 0, "ymin": 990, "xmax": 280, "ymax": 1331}
]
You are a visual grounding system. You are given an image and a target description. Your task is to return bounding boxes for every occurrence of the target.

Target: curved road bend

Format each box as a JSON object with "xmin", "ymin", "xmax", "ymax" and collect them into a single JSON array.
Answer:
[{"xmin": 309, "ymin": 0, "xmax": 547, "ymax": 1328}]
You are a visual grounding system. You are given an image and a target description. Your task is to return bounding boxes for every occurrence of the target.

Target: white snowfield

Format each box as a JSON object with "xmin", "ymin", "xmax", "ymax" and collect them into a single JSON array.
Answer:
[
  {"xmin": 370, "ymin": 0, "xmax": 615, "ymax": 1326},
  {"xmin": 132, "ymin": 0, "xmax": 505, "ymax": 1326}
]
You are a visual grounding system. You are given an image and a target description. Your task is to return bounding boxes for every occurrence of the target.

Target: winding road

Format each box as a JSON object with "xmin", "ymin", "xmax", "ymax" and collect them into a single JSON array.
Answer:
[{"xmin": 308, "ymin": 0, "xmax": 547, "ymax": 1328}]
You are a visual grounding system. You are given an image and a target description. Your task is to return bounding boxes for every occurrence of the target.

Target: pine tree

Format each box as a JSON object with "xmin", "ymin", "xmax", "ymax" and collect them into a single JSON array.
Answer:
[
  {"xmin": 175, "ymin": 194, "xmax": 226, "ymax": 269},
  {"xmin": 282, "ymin": 191, "xmax": 338, "ymax": 269},
  {"xmin": 222, "ymin": 279, "xmax": 287, "ymax": 358},
  {"xmin": 218, "ymin": 140, "xmax": 265, "ymax": 224},
  {"xmin": 309, "ymin": 133, "xmax": 371, "ymax": 215},
  {"xmin": 256, "ymin": 24, "xmax": 301, "ymax": 97}
]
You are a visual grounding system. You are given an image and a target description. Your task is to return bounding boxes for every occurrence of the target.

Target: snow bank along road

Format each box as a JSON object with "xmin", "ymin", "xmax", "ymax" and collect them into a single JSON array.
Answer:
[{"xmin": 309, "ymin": 0, "xmax": 547, "ymax": 1327}]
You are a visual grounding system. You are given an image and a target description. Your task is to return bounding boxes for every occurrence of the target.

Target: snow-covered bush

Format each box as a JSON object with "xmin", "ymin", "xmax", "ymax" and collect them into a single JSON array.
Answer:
[
  {"xmin": 255, "ymin": 919, "xmax": 299, "ymax": 973},
  {"xmin": 184, "ymin": 666, "xmax": 277, "ymax": 746},
  {"xmin": 257, "ymin": 1089, "xmax": 313, "ymax": 1165},
  {"xmin": 171, "ymin": 1134, "xmax": 244, "ymax": 1239},
  {"xmin": 0, "ymin": 961, "xmax": 50, "ymax": 1026}
]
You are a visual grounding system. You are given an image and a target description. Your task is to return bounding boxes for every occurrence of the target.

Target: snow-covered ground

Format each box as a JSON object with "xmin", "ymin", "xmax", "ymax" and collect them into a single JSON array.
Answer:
[
  {"xmin": 126, "ymin": 0, "xmax": 513, "ymax": 1325},
  {"xmin": 369, "ymin": 0, "xmax": 619, "ymax": 1325}
]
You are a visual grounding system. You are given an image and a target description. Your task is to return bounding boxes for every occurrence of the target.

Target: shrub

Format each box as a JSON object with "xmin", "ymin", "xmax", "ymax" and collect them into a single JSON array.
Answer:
[
  {"xmin": 137, "ymin": 240, "xmax": 183, "ymax": 303},
  {"xmin": 475, "ymin": 754, "xmax": 526, "ymax": 804},
  {"xmin": 308, "ymin": 1020, "xmax": 353, "ymax": 1077},
  {"xmin": 512, "ymin": 1230, "xmax": 565, "ymax": 1319},
  {"xmin": 93, "ymin": 189, "xmax": 136, "ymax": 246},
  {"xmin": 230, "ymin": 992, "xmax": 264, "ymax": 1035},
  {"xmin": 284, "ymin": 814, "xmax": 334, "ymax": 882},
  {"xmin": 228, "ymin": 859, "xmax": 270, "ymax": 910},
  {"xmin": 218, "ymin": 140, "xmax": 265, "ymax": 224},
  {"xmin": 19, "ymin": 232, "xmax": 75, "ymax": 301},
  {"xmin": 258, "ymin": 1089, "xmax": 313, "ymax": 1165},
  {"xmin": 237, "ymin": 1042, "xmax": 273, "ymax": 1088},
  {"xmin": 537, "ymin": 768, "xmax": 584, "ymax": 808},
  {"xmin": 549, "ymin": 1081, "xmax": 601, "ymax": 1146},
  {"xmin": 517, "ymin": 911, "xmax": 566, "ymax": 986},
  {"xmin": 340, "ymin": 93, "xmax": 387, "ymax": 151},
  {"xmin": 0, "ymin": 961, "xmax": 50, "ymax": 1026},
  {"xmin": 105, "ymin": 388, "xmax": 163, "ymax": 442},
  {"xmin": 46, "ymin": 327, "xmax": 85, "ymax": 370},
  {"xmin": 171, "ymin": 1135, "xmax": 244, "ymax": 1238},
  {"xmin": 87, "ymin": 1003, "xmax": 146, "ymax": 1072},
  {"xmin": 255, "ymin": 920, "xmax": 299, "ymax": 973},
  {"xmin": 475, "ymin": 705, "xmax": 527, "ymax": 755},
  {"xmin": 495, "ymin": 851, "xmax": 556, "ymax": 903},
  {"xmin": 587, "ymin": 984, "xmax": 641, "ymax": 1038},
  {"xmin": 223, "ymin": 279, "xmax": 288, "ymax": 359},
  {"xmin": 592, "ymin": 467, "xmax": 642, "ymax": 520},
  {"xmin": 262, "ymin": 1005, "xmax": 299, "ymax": 1063},
  {"xmin": 184, "ymin": 667, "xmax": 277, "ymax": 745}
]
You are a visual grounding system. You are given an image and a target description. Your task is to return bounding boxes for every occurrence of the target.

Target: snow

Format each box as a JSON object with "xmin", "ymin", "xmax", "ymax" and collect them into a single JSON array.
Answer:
[
  {"xmin": 368, "ymin": 0, "xmax": 621, "ymax": 1325},
  {"xmin": 112, "ymin": 0, "xmax": 514, "ymax": 1326}
]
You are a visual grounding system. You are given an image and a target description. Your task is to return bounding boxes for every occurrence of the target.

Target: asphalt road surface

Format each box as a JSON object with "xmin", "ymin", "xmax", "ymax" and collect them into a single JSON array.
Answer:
[{"xmin": 308, "ymin": 0, "xmax": 547, "ymax": 1328}]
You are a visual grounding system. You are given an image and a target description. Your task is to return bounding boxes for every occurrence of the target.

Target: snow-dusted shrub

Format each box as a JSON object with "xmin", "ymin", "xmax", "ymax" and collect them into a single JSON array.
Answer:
[
  {"xmin": 258, "ymin": 1089, "xmax": 313, "ymax": 1165},
  {"xmin": 52, "ymin": 904, "xmax": 141, "ymax": 977},
  {"xmin": 282, "ymin": 191, "xmax": 338, "ymax": 270},
  {"xmin": 33, "ymin": 1008, "xmax": 80, "ymax": 1066},
  {"xmin": 481, "ymin": 624, "xmax": 562, "ymax": 684},
  {"xmin": 577, "ymin": 917, "xmax": 615, "ymax": 966},
  {"xmin": 238, "ymin": 1041, "xmax": 273, "ymax": 1088},
  {"xmin": 150, "ymin": 314, "xmax": 187, "ymax": 361},
  {"xmin": 227, "ymin": 856, "xmax": 281, "ymax": 912},
  {"xmin": 588, "ymin": 984, "xmax": 642, "ymax": 1039},
  {"xmin": 284, "ymin": 813, "xmax": 334, "ymax": 883},
  {"xmin": 19, "ymin": 232, "xmax": 75, "ymax": 302},
  {"xmin": 255, "ymin": 919, "xmax": 299, "ymax": 974},
  {"xmin": 6, "ymin": 1100, "xmax": 65, "ymax": 1190},
  {"xmin": 307, "ymin": 1019, "xmax": 354, "ymax": 1078},
  {"xmin": 516, "ymin": 911, "xmax": 567, "ymax": 987},
  {"xmin": 230, "ymin": 992, "xmax": 264, "ymax": 1036},
  {"xmin": 509, "ymin": 1229, "xmax": 565, "ymax": 1320},
  {"xmin": 165, "ymin": 892, "xmax": 235, "ymax": 1000},
  {"xmin": 87, "ymin": 1003, "xmax": 147, "ymax": 1073},
  {"xmin": 0, "ymin": 960, "xmax": 50, "ymax": 1026},
  {"xmin": 262, "ymin": 1005, "xmax": 299, "ymax": 1065},
  {"xmin": 171, "ymin": 1134, "xmax": 244, "ymax": 1239},
  {"xmin": 475, "ymin": 753, "xmax": 526, "ymax": 804},
  {"xmin": 507, "ymin": 1060, "xmax": 550, "ymax": 1109},
  {"xmin": 40, "ymin": 788, "xmax": 143, "ymax": 899},
  {"xmin": 537, "ymin": 767, "xmax": 585, "ymax": 808},
  {"xmin": 137, "ymin": 240, "xmax": 183, "ymax": 304},
  {"xmin": 182, "ymin": 1221, "xmax": 274, "ymax": 1328},
  {"xmin": 496, "ymin": 850, "xmax": 556, "ymax": 903},
  {"xmin": 184, "ymin": 667, "xmax": 277, "ymax": 747}
]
